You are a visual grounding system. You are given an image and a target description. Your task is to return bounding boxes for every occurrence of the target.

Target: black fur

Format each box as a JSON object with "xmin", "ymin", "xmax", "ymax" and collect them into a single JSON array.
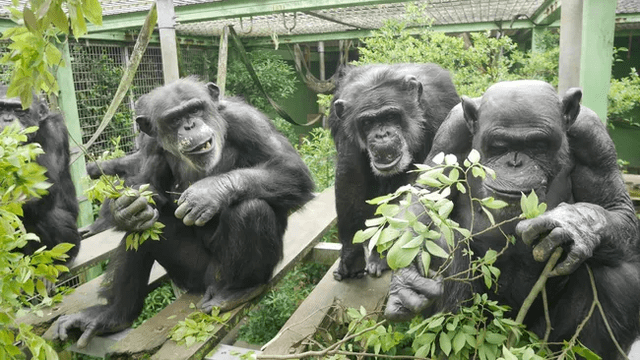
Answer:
[
  {"xmin": 385, "ymin": 80, "xmax": 640, "ymax": 358},
  {"xmin": 0, "ymin": 86, "xmax": 80, "ymax": 260},
  {"xmin": 329, "ymin": 63, "xmax": 459, "ymax": 280},
  {"xmin": 55, "ymin": 78, "xmax": 314, "ymax": 347}
]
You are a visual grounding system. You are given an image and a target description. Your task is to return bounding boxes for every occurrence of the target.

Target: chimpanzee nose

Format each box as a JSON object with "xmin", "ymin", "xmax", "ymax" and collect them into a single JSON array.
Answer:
[{"xmin": 508, "ymin": 152, "xmax": 522, "ymax": 167}]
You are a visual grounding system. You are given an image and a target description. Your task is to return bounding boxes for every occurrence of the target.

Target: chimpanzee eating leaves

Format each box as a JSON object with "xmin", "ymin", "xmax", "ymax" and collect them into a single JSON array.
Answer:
[
  {"xmin": 0, "ymin": 86, "xmax": 81, "ymax": 260},
  {"xmin": 384, "ymin": 80, "xmax": 640, "ymax": 358},
  {"xmin": 55, "ymin": 77, "xmax": 314, "ymax": 348},
  {"xmin": 329, "ymin": 63, "xmax": 459, "ymax": 280}
]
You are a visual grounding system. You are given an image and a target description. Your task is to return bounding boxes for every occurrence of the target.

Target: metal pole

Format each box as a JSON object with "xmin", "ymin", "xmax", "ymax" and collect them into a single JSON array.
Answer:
[{"xmin": 157, "ymin": 0, "xmax": 179, "ymax": 84}]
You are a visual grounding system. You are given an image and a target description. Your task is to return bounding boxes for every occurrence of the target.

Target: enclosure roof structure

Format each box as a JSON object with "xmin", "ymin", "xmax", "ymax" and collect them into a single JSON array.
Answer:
[{"xmin": 1, "ymin": 0, "xmax": 639, "ymax": 42}]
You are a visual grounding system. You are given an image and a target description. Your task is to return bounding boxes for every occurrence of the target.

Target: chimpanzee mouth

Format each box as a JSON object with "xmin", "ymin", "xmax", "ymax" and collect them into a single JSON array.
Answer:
[
  {"xmin": 372, "ymin": 155, "xmax": 402, "ymax": 172},
  {"xmin": 484, "ymin": 183, "xmax": 546, "ymax": 199},
  {"xmin": 184, "ymin": 137, "xmax": 214, "ymax": 155}
]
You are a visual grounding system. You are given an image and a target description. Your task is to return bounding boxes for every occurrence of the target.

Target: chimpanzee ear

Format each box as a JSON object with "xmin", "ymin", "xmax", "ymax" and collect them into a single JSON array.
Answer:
[
  {"xmin": 461, "ymin": 96, "xmax": 479, "ymax": 134},
  {"xmin": 34, "ymin": 99, "xmax": 49, "ymax": 121},
  {"xmin": 562, "ymin": 87, "xmax": 582, "ymax": 130},
  {"xmin": 207, "ymin": 83, "xmax": 220, "ymax": 102},
  {"xmin": 136, "ymin": 115, "xmax": 156, "ymax": 137},
  {"xmin": 403, "ymin": 75, "xmax": 423, "ymax": 101},
  {"xmin": 333, "ymin": 99, "xmax": 347, "ymax": 120}
]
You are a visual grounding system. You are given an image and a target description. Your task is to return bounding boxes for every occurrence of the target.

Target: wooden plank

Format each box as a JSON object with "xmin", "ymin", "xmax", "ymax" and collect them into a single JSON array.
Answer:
[
  {"xmin": 143, "ymin": 187, "xmax": 337, "ymax": 360},
  {"xmin": 17, "ymin": 263, "xmax": 167, "ymax": 336},
  {"xmin": 261, "ymin": 259, "xmax": 391, "ymax": 356},
  {"xmin": 68, "ymin": 228, "xmax": 124, "ymax": 273},
  {"xmin": 307, "ymin": 242, "xmax": 341, "ymax": 266}
]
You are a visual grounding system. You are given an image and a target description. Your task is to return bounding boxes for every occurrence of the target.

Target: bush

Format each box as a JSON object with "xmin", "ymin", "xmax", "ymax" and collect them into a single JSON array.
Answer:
[{"xmin": 1, "ymin": 124, "xmax": 74, "ymax": 360}]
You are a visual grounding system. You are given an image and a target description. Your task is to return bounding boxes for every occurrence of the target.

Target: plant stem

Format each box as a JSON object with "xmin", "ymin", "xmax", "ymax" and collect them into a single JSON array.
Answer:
[{"xmin": 507, "ymin": 248, "xmax": 562, "ymax": 347}]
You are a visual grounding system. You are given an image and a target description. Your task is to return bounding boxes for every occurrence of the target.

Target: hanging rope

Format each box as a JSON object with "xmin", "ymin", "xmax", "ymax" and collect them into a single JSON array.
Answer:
[{"xmin": 227, "ymin": 25, "xmax": 318, "ymax": 127}]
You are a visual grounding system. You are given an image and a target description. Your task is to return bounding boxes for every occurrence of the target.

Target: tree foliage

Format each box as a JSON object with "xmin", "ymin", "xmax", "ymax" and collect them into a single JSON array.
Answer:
[
  {"xmin": 1, "ymin": 0, "xmax": 103, "ymax": 107},
  {"xmin": 0, "ymin": 124, "xmax": 74, "ymax": 360}
]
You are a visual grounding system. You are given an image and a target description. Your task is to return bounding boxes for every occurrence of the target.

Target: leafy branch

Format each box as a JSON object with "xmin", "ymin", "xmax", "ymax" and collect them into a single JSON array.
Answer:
[{"xmin": 1, "ymin": 0, "xmax": 102, "ymax": 107}]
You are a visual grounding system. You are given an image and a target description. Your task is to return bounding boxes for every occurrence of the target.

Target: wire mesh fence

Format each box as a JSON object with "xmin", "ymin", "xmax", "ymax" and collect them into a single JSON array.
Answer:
[{"xmin": 69, "ymin": 41, "xmax": 211, "ymax": 157}]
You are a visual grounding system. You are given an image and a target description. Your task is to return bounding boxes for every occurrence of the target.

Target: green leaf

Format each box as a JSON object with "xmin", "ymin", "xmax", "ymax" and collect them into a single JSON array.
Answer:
[
  {"xmin": 402, "ymin": 235, "xmax": 424, "ymax": 249},
  {"xmin": 425, "ymin": 240, "xmax": 448, "ymax": 258},
  {"xmin": 467, "ymin": 149, "xmax": 481, "ymax": 164},
  {"xmin": 481, "ymin": 206, "xmax": 496, "ymax": 226},
  {"xmin": 485, "ymin": 331, "xmax": 507, "ymax": 345},
  {"xmin": 453, "ymin": 331, "xmax": 466, "ymax": 353},
  {"xmin": 420, "ymin": 250, "xmax": 431, "ymax": 274},
  {"xmin": 353, "ymin": 227, "xmax": 377, "ymax": 244},
  {"xmin": 377, "ymin": 227, "xmax": 400, "ymax": 245},
  {"xmin": 439, "ymin": 332, "xmax": 452, "ymax": 356},
  {"xmin": 365, "ymin": 216, "xmax": 385, "ymax": 227},
  {"xmin": 572, "ymin": 344, "xmax": 602, "ymax": 360},
  {"xmin": 387, "ymin": 231, "xmax": 420, "ymax": 269},
  {"xmin": 502, "ymin": 346, "xmax": 518, "ymax": 360},
  {"xmin": 456, "ymin": 182, "xmax": 467, "ymax": 194},
  {"xmin": 82, "ymin": 0, "xmax": 103, "ymax": 25},
  {"xmin": 432, "ymin": 152, "xmax": 445, "ymax": 164},
  {"xmin": 23, "ymin": 6, "xmax": 38, "ymax": 33}
]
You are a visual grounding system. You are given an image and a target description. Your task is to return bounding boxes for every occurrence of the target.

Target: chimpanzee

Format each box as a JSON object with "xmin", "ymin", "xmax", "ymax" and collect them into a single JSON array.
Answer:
[
  {"xmin": 384, "ymin": 80, "xmax": 640, "ymax": 358},
  {"xmin": 55, "ymin": 77, "xmax": 315, "ymax": 348},
  {"xmin": 0, "ymin": 86, "xmax": 81, "ymax": 260},
  {"xmin": 329, "ymin": 63, "xmax": 459, "ymax": 280}
]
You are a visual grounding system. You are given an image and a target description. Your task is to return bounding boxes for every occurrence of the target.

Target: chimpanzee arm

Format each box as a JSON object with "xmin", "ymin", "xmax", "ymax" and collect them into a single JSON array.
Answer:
[
  {"xmin": 517, "ymin": 106, "xmax": 639, "ymax": 275},
  {"xmin": 175, "ymin": 136, "xmax": 314, "ymax": 227}
]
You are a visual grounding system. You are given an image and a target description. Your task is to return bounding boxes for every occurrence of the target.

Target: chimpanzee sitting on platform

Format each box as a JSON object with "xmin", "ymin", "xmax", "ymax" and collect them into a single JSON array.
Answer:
[
  {"xmin": 55, "ymin": 77, "xmax": 314, "ymax": 348},
  {"xmin": 0, "ymin": 86, "xmax": 81, "ymax": 261},
  {"xmin": 384, "ymin": 80, "xmax": 640, "ymax": 359}
]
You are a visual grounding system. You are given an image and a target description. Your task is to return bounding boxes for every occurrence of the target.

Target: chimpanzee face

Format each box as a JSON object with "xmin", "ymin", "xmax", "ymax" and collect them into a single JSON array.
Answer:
[
  {"xmin": 0, "ymin": 85, "xmax": 49, "ymax": 138},
  {"xmin": 135, "ymin": 80, "xmax": 227, "ymax": 173},
  {"xmin": 333, "ymin": 74, "xmax": 425, "ymax": 177},
  {"xmin": 461, "ymin": 80, "xmax": 581, "ymax": 218}
]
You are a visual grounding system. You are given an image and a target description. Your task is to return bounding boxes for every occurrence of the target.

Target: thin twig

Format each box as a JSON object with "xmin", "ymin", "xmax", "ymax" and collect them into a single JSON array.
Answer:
[
  {"xmin": 586, "ymin": 265, "xmax": 629, "ymax": 360},
  {"xmin": 542, "ymin": 287, "xmax": 552, "ymax": 343}
]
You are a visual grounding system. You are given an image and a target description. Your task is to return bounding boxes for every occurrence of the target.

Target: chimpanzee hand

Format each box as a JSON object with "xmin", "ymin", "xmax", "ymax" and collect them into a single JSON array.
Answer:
[
  {"xmin": 384, "ymin": 262, "xmax": 443, "ymax": 322},
  {"xmin": 516, "ymin": 202, "xmax": 605, "ymax": 277},
  {"xmin": 175, "ymin": 175, "xmax": 235, "ymax": 226},
  {"xmin": 110, "ymin": 194, "xmax": 159, "ymax": 232}
]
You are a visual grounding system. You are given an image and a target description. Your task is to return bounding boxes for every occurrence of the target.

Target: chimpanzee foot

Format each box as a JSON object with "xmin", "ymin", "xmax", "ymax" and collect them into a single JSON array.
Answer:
[
  {"xmin": 198, "ymin": 284, "xmax": 267, "ymax": 312},
  {"xmin": 54, "ymin": 309, "xmax": 129, "ymax": 348},
  {"xmin": 333, "ymin": 258, "xmax": 367, "ymax": 281},
  {"xmin": 366, "ymin": 251, "xmax": 390, "ymax": 278}
]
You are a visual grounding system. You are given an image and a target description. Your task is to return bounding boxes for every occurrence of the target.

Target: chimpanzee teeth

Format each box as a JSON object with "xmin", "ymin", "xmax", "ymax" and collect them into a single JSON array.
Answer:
[{"xmin": 204, "ymin": 141, "xmax": 211, "ymax": 150}]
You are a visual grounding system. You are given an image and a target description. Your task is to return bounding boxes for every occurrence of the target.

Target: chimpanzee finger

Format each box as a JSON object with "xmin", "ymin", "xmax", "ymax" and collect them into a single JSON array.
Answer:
[
  {"xmin": 76, "ymin": 323, "xmax": 98, "ymax": 348},
  {"xmin": 550, "ymin": 252, "xmax": 582, "ymax": 277},
  {"xmin": 397, "ymin": 288, "xmax": 431, "ymax": 313},
  {"xmin": 406, "ymin": 272, "xmax": 443, "ymax": 298},
  {"xmin": 531, "ymin": 227, "xmax": 571, "ymax": 263},
  {"xmin": 114, "ymin": 196, "xmax": 149, "ymax": 220},
  {"xmin": 112, "ymin": 194, "xmax": 138, "ymax": 211},
  {"xmin": 384, "ymin": 294, "xmax": 417, "ymax": 322},
  {"xmin": 516, "ymin": 216, "xmax": 559, "ymax": 246},
  {"xmin": 132, "ymin": 208, "xmax": 159, "ymax": 232},
  {"xmin": 174, "ymin": 201, "xmax": 192, "ymax": 221},
  {"xmin": 194, "ymin": 208, "xmax": 215, "ymax": 226}
]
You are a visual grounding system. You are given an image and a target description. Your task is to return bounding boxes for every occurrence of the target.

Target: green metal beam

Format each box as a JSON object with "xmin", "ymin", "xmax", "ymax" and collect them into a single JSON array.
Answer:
[
  {"xmin": 580, "ymin": 0, "xmax": 617, "ymax": 122},
  {"xmin": 531, "ymin": 0, "xmax": 561, "ymax": 25},
  {"xmin": 244, "ymin": 19, "xmax": 561, "ymax": 47},
  {"xmin": 56, "ymin": 42, "xmax": 93, "ymax": 227},
  {"xmin": 616, "ymin": 12, "xmax": 640, "ymax": 24},
  {"xmin": 87, "ymin": 0, "xmax": 413, "ymax": 33}
]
